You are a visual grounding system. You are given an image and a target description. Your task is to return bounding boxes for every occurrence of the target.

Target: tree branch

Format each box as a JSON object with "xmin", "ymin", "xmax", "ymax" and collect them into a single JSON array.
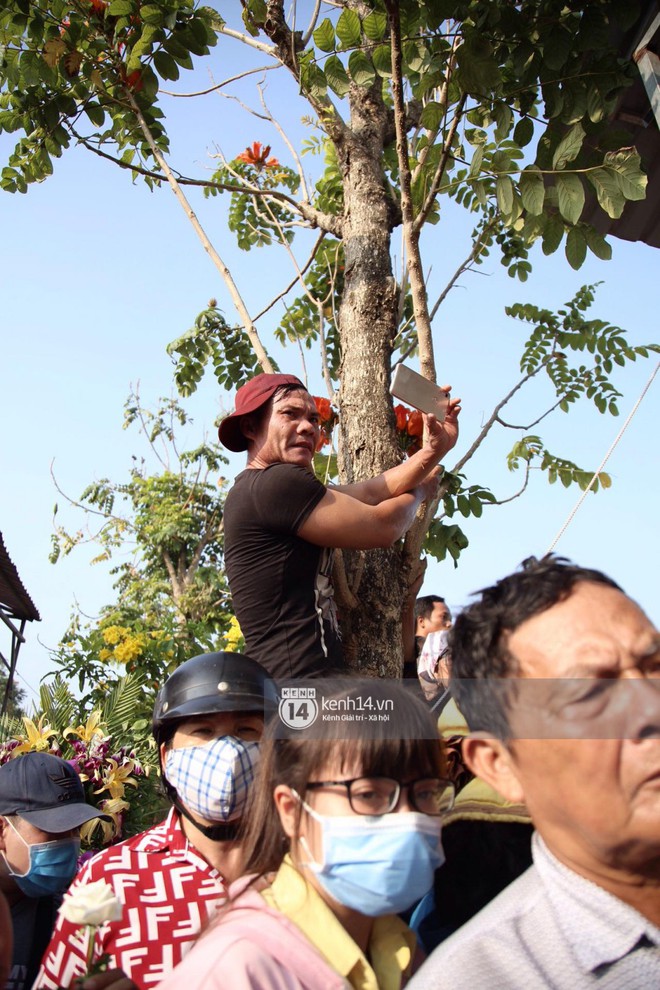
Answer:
[
  {"xmin": 386, "ymin": 0, "xmax": 435, "ymax": 382},
  {"xmin": 452, "ymin": 367, "xmax": 542, "ymax": 475},
  {"xmin": 218, "ymin": 24, "xmax": 275, "ymax": 56},
  {"xmin": 160, "ymin": 64, "xmax": 278, "ymax": 98},
  {"xmin": 250, "ymin": 232, "xmax": 326, "ymax": 323},
  {"xmin": 413, "ymin": 94, "xmax": 467, "ymax": 234},
  {"xmin": 428, "ymin": 222, "xmax": 495, "ymax": 321},
  {"xmin": 122, "ymin": 89, "xmax": 274, "ymax": 372}
]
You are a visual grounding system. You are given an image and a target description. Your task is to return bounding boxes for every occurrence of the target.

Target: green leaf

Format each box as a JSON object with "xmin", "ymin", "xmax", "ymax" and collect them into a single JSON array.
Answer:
[
  {"xmin": 362, "ymin": 11, "xmax": 387, "ymax": 41},
  {"xmin": 336, "ymin": 8, "xmax": 361, "ymax": 50},
  {"xmin": 140, "ymin": 4, "xmax": 165, "ymax": 25},
  {"xmin": 313, "ymin": 18, "xmax": 336, "ymax": 53},
  {"xmin": 586, "ymin": 85, "xmax": 605, "ymax": 123},
  {"xmin": 108, "ymin": 0, "xmax": 134, "ymax": 14},
  {"xmin": 584, "ymin": 226, "xmax": 612, "ymax": 261},
  {"xmin": 565, "ymin": 227, "xmax": 587, "ymax": 270},
  {"xmin": 514, "ymin": 117, "xmax": 534, "ymax": 148},
  {"xmin": 606, "ymin": 149, "xmax": 647, "ymax": 202},
  {"xmin": 543, "ymin": 25, "xmax": 572, "ymax": 70},
  {"xmin": 469, "ymin": 144, "xmax": 484, "ymax": 178},
  {"xmin": 84, "ymin": 103, "xmax": 106, "ymax": 127},
  {"xmin": 493, "ymin": 103, "xmax": 513, "ymax": 142},
  {"xmin": 496, "ymin": 174, "xmax": 514, "ymax": 216},
  {"xmin": 300, "ymin": 59, "xmax": 328, "ymax": 100},
  {"xmin": 372, "ymin": 44, "xmax": 392, "ymax": 77},
  {"xmin": 519, "ymin": 165, "xmax": 545, "ymax": 215},
  {"xmin": 420, "ymin": 101, "xmax": 443, "ymax": 131},
  {"xmin": 348, "ymin": 50, "xmax": 375, "ymax": 88},
  {"xmin": 587, "ymin": 167, "xmax": 625, "ymax": 219},
  {"xmin": 542, "ymin": 214, "xmax": 564, "ymax": 255},
  {"xmin": 555, "ymin": 172, "xmax": 585, "ymax": 224},
  {"xmin": 324, "ymin": 55, "xmax": 350, "ymax": 98},
  {"xmin": 552, "ymin": 122, "xmax": 585, "ymax": 170},
  {"xmin": 153, "ymin": 51, "xmax": 179, "ymax": 81}
]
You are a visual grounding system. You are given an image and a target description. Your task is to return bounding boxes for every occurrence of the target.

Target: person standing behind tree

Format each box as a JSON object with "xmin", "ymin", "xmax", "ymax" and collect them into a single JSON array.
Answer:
[{"xmin": 219, "ymin": 374, "xmax": 461, "ymax": 679}]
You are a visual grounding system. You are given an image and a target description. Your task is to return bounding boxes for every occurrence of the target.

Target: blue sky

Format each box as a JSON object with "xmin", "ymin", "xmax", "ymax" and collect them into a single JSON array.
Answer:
[{"xmin": 1, "ymin": 27, "xmax": 658, "ymax": 708}]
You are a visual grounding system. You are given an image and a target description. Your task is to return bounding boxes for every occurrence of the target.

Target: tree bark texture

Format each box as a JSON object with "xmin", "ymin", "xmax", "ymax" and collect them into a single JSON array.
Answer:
[{"xmin": 333, "ymin": 82, "xmax": 412, "ymax": 677}]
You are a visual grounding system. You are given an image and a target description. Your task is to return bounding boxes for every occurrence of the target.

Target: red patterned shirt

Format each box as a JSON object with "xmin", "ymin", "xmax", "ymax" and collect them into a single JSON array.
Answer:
[{"xmin": 35, "ymin": 808, "xmax": 228, "ymax": 989}]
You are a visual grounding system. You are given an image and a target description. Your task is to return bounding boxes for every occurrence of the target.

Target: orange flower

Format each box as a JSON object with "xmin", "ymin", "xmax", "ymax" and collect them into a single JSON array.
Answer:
[
  {"xmin": 126, "ymin": 69, "xmax": 143, "ymax": 91},
  {"xmin": 407, "ymin": 410, "xmax": 424, "ymax": 438},
  {"xmin": 394, "ymin": 404, "xmax": 408, "ymax": 432},
  {"xmin": 236, "ymin": 142, "xmax": 280, "ymax": 169},
  {"xmin": 313, "ymin": 396, "xmax": 333, "ymax": 423}
]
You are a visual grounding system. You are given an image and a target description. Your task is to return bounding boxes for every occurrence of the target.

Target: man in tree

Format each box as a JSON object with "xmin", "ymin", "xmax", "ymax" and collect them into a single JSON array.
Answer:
[
  {"xmin": 36, "ymin": 651, "xmax": 278, "ymax": 990},
  {"xmin": 409, "ymin": 556, "xmax": 660, "ymax": 989},
  {"xmin": 219, "ymin": 373, "xmax": 461, "ymax": 679}
]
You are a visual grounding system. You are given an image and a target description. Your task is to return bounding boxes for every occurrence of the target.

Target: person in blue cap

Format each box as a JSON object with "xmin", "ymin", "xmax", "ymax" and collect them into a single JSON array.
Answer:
[{"xmin": 0, "ymin": 751, "xmax": 107, "ymax": 990}]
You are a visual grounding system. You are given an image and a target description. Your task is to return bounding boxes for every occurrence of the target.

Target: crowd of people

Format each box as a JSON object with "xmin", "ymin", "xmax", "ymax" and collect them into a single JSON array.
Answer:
[{"xmin": 0, "ymin": 373, "xmax": 657, "ymax": 989}]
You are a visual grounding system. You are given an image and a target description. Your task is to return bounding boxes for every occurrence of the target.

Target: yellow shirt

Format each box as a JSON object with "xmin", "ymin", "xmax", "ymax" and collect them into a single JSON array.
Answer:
[{"xmin": 261, "ymin": 856, "xmax": 417, "ymax": 990}]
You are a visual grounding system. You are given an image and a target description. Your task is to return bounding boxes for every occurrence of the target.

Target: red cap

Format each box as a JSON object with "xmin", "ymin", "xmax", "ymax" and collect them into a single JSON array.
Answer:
[{"xmin": 218, "ymin": 373, "xmax": 305, "ymax": 452}]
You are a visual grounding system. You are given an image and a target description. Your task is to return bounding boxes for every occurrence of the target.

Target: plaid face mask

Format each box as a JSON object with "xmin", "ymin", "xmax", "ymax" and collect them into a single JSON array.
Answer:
[{"xmin": 165, "ymin": 736, "xmax": 260, "ymax": 823}]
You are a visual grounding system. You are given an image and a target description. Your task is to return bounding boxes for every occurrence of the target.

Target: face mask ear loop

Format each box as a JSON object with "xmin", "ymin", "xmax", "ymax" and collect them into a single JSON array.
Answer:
[
  {"xmin": 290, "ymin": 789, "xmax": 324, "ymax": 870},
  {"xmin": 2, "ymin": 817, "xmax": 31, "ymax": 878}
]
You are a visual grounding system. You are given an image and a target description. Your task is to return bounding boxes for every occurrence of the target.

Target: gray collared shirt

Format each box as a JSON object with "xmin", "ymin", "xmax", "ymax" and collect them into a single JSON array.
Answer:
[{"xmin": 408, "ymin": 833, "xmax": 660, "ymax": 989}]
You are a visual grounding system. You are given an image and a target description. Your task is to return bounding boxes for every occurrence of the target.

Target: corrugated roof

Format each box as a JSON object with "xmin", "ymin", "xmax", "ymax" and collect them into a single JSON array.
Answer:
[{"xmin": 0, "ymin": 532, "xmax": 40, "ymax": 623}]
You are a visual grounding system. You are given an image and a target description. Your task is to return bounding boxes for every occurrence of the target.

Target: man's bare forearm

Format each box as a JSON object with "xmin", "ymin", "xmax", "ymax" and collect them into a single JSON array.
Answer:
[{"xmin": 332, "ymin": 399, "xmax": 461, "ymax": 506}]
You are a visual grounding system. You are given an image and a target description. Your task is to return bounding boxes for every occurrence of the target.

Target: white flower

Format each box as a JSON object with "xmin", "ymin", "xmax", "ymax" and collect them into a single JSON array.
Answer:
[{"xmin": 60, "ymin": 880, "xmax": 122, "ymax": 927}]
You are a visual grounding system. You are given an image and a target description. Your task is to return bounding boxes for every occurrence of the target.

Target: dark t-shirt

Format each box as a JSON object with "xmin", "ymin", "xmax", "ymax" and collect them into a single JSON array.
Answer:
[
  {"xmin": 8, "ymin": 894, "xmax": 58, "ymax": 990},
  {"xmin": 223, "ymin": 463, "xmax": 343, "ymax": 679}
]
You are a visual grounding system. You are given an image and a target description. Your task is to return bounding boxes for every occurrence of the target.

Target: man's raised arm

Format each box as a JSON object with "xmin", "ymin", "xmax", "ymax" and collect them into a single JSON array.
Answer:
[{"xmin": 333, "ymin": 393, "xmax": 461, "ymax": 506}]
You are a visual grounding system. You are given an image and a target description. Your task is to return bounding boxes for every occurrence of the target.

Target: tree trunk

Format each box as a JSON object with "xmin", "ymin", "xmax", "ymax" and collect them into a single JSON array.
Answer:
[{"xmin": 333, "ymin": 83, "xmax": 410, "ymax": 677}]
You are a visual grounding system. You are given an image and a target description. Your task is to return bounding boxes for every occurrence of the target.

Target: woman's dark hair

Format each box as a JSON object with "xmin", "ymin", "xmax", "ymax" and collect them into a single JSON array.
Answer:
[{"xmin": 238, "ymin": 678, "xmax": 445, "ymax": 876}]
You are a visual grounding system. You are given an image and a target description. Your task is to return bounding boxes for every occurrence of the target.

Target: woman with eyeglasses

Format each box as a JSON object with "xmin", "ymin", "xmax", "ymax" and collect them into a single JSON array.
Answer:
[{"xmin": 156, "ymin": 678, "xmax": 455, "ymax": 990}]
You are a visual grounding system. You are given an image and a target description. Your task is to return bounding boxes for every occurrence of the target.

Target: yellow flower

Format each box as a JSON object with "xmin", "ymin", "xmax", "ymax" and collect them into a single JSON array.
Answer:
[
  {"xmin": 94, "ymin": 759, "xmax": 138, "ymax": 800},
  {"xmin": 13, "ymin": 716, "xmax": 58, "ymax": 754},
  {"xmin": 101, "ymin": 625, "xmax": 129, "ymax": 646},
  {"xmin": 99, "ymin": 648, "xmax": 112, "ymax": 661},
  {"xmin": 80, "ymin": 797, "xmax": 129, "ymax": 845},
  {"xmin": 63, "ymin": 710, "xmax": 108, "ymax": 745},
  {"xmin": 113, "ymin": 634, "xmax": 146, "ymax": 664},
  {"xmin": 223, "ymin": 616, "xmax": 243, "ymax": 652}
]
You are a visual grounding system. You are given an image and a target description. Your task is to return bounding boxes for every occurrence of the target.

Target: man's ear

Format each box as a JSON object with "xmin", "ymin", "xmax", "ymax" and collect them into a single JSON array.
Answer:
[
  {"xmin": 0, "ymin": 818, "xmax": 8, "ymax": 853},
  {"xmin": 240, "ymin": 414, "xmax": 258, "ymax": 442},
  {"xmin": 462, "ymin": 733, "xmax": 526, "ymax": 805}
]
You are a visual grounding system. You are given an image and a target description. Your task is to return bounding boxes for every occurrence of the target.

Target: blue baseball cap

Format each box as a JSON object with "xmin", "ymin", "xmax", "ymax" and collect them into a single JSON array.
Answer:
[{"xmin": 0, "ymin": 752, "xmax": 109, "ymax": 832}]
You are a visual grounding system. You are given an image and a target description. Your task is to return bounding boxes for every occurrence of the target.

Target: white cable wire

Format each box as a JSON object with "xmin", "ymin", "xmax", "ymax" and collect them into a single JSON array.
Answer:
[{"xmin": 546, "ymin": 359, "xmax": 660, "ymax": 554}]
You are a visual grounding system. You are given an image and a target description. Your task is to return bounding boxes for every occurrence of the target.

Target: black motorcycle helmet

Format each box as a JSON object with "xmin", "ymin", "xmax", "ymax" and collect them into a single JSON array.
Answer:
[{"xmin": 152, "ymin": 650, "xmax": 279, "ymax": 747}]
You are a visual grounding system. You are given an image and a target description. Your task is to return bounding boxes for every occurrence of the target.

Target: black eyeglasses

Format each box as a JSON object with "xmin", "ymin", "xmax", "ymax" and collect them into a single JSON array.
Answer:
[{"xmin": 305, "ymin": 776, "xmax": 455, "ymax": 817}]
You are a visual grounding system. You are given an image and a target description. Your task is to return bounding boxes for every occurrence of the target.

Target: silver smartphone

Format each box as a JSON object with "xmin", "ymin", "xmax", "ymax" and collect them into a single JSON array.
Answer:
[{"xmin": 390, "ymin": 364, "xmax": 449, "ymax": 422}]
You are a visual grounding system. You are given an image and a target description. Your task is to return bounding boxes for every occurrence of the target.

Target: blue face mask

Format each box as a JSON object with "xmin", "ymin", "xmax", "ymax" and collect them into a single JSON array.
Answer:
[
  {"xmin": 297, "ymin": 799, "xmax": 445, "ymax": 916},
  {"xmin": 3, "ymin": 820, "xmax": 80, "ymax": 898}
]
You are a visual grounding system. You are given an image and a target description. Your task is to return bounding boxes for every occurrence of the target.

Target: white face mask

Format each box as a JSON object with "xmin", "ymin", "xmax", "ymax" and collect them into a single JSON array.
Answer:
[{"xmin": 165, "ymin": 735, "xmax": 260, "ymax": 822}]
